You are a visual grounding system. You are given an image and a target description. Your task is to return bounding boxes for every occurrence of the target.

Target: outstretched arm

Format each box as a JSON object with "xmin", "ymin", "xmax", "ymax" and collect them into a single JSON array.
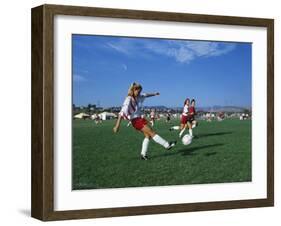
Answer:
[
  {"xmin": 113, "ymin": 114, "xmax": 122, "ymax": 133},
  {"xmin": 143, "ymin": 92, "xmax": 160, "ymax": 98}
]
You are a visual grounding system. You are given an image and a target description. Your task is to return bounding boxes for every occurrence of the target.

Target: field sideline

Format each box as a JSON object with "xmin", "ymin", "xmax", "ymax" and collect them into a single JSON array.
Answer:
[{"xmin": 72, "ymin": 118, "xmax": 251, "ymax": 190}]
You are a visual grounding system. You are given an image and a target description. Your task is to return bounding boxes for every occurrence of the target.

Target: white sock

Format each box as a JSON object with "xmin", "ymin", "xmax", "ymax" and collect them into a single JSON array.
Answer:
[
  {"xmin": 152, "ymin": 134, "xmax": 169, "ymax": 149},
  {"xmin": 141, "ymin": 138, "xmax": 150, "ymax": 156},
  {"xmin": 189, "ymin": 129, "xmax": 193, "ymax": 136},
  {"xmin": 179, "ymin": 128, "xmax": 186, "ymax": 137},
  {"xmin": 171, "ymin": 126, "xmax": 180, "ymax": 130},
  {"xmin": 192, "ymin": 124, "xmax": 196, "ymax": 128}
]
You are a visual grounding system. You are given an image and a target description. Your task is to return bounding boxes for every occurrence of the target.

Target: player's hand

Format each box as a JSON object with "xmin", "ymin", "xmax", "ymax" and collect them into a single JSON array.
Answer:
[{"xmin": 113, "ymin": 126, "xmax": 119, "ymax": 133}]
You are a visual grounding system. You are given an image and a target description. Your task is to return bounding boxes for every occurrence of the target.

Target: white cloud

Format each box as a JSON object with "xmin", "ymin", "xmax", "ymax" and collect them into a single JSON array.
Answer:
[
  {"xmin": 166, "ymin": 45, "xmax": 194, "ymax": 63},
  {"xmin": 154, "ymin": 40, "xmax": 236, "ymax": 63},
  {"xmin": 122, "ymin": 64, "xmax": 128, "ymax": 71},
  {"xmin": 106, "ymin": 38, "xmax": 236, "ymax": 64},
  {"xmin": 73, "ymin": 74, "xmax": 87, "ymax": 82},
  {"xmin": 183, "ymin": 41, "xmax": 236, "ymax": 57},
  {"xmin": 107, "ymin": 42, "xmax": 130, "ymax": 55}
]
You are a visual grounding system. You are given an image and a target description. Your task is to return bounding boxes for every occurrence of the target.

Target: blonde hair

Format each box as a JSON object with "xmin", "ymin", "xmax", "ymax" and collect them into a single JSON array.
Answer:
[{"xmin": 127, "ymin": 82, "xmax": 142, "ymax": 97}]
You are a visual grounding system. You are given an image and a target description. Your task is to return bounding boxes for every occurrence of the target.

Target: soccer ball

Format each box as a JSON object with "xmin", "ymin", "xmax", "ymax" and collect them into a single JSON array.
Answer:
[{"xmin": 182, "ymin": 134, "xmax": 192, "ymax": 145}]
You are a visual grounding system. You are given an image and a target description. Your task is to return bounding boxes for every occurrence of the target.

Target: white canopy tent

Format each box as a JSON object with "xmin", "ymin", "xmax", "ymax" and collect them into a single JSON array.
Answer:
[
  {"xmin": 98, "ymin": 112, "xmax": 117, "ymax": 120},
  {"xmin": 74, "ymin": 112, "xmax": 90, "ymax": 119}
]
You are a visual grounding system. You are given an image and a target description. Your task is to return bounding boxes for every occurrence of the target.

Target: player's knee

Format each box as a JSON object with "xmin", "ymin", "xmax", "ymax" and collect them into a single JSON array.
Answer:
[
  {"xmin": 149, "ymin": 130, "xmax": 156, "ymax": 138},
  {"xmin": 151, "ymin": 131, "xmax": 156, "ymax": 137}
]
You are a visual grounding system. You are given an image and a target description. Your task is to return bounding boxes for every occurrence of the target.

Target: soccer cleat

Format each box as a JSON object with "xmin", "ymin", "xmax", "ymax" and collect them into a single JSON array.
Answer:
[
  {"xmin": 141, "ymin": 155, "xmax": 148, "ymax": 160},
  {"xmin": 169, "ymin": 128, "xmax": 173, "ymax": 131},
  {"xmin": 166, "ymin": 141, "xmax": 177, "ymax": 150}
]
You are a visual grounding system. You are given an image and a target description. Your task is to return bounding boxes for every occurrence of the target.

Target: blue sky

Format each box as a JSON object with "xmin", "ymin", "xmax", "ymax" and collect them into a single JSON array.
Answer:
[{"xmin": 72, "ymin": 35, "xmax": 252, "ymax": 108}]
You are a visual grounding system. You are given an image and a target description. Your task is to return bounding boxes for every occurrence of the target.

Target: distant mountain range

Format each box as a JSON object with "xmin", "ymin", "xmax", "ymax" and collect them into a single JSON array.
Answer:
[
  {"xmin": 196, "ymin": 106, "xmax": 251, "ymax": 113},
  {"xmin": 143, "ymin": 105, "xmax": 251, "ymax": 113}
]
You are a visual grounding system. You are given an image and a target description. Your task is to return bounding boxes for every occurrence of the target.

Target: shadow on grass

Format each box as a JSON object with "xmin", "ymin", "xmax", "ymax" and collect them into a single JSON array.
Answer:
[
  {"xmin": 153, "ymin": 143, "xmax": 224, "ymax": 159},
  {"xmin": 179, "ymin": 143, "xmax": 224, "ymax": 156},
  {"xmin": 204, "ymin": 151, "xmax": 218, "ymax": 157},
  {"xmin": 195, "ymin": 132, "xmax": 233, "ymax": 139}
]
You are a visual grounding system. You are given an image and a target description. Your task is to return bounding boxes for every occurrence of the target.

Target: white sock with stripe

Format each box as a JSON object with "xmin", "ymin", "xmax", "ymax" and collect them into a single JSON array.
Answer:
[
  {"xmin": 171, "ymin": 126, "xmax": 180, "ymax": 130},
  {"xmin": 152, "ymin": 134, "xmax": 169, "ymax": 149},
  {"xmin": 141, "ymin": 137, "xmax": 150, "ymax": 156},
  {"xmin": 189, "ymin": 129, "xmax": 193, "ymax": 136},
  {"xmin": 179, "ymin": 128, "xmax": 186, "ymax": 137}
]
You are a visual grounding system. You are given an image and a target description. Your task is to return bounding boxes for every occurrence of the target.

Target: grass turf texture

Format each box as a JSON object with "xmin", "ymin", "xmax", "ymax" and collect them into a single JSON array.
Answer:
[{"xmin": 73, "ymin": 119, "xmax": 251, "ymax": 190}]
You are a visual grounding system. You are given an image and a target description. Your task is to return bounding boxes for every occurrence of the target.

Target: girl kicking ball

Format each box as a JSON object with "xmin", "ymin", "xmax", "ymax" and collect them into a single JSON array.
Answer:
[
  {"xmin": 113, "ymin": 82, "xmax": 176, "ymax": 160},
  {"xmin": 188, "ymin": 99, "xmax": 198, "ymax": 130},
  {"xmin": 169, "ymin": 98, "xmax": 192, "ymax": 138}
]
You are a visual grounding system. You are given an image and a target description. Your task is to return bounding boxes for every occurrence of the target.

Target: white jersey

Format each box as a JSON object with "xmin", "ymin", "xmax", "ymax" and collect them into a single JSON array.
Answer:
[
  {"xmin": 119, "ymin": 94, "xmax": 147, "ymax": 120},
  {"xmin": 182, "ymin": 105, "xmax": 189, "ymax": 116}
]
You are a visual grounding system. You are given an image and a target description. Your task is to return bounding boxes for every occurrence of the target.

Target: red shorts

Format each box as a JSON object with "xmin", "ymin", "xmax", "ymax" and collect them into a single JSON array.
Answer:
[
  {"xmin": 181, "ymin": 115, "xmax": 188, "ymax": 124},
  {"xmin": 131, "ymin": 117, "xmax": 147, "ymax": 131}
]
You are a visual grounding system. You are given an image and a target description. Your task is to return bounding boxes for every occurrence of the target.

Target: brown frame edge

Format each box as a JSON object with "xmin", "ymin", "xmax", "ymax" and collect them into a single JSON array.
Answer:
[{"xmin": 31, "ymin": 4, "xmax": 274, "ymax": 221}]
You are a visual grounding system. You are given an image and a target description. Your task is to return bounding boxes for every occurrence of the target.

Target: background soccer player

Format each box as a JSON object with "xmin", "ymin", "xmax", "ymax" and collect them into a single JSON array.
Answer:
[
  {"xmin": 150, "ymin": 109, "xmax": 156, "ymax": 127},
  {"xmin": 170, "ymin": 98, "xmax": 190, "ymax": 138},
  {"xmin": 186, "ymin": 99, "xmax": 197, "ymax": 137},
  {"xmin": 113, "ymin": 82, "xmax": 176, "ymax": 160},
  {"xmin": 166, "ymin": 112, "xmax": 171, "ymax": 123}
]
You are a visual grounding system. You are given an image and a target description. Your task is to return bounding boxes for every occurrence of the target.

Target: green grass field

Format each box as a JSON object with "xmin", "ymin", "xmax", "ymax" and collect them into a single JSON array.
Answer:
[{"xmin": 72, "ymin": 118, "xmax": 251, "ymax": 190}]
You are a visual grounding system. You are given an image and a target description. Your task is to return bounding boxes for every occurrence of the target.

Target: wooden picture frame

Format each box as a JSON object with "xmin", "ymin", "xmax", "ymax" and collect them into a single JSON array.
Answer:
[{"xmin": 31, "ymin": 4, "xmax": 274, "ymax": 221}]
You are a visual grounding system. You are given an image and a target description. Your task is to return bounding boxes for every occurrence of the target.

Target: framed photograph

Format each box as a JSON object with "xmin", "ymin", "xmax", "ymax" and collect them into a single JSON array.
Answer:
[{"xmin": 31, "ymin": 4, "xmax": 274, "ymax": 221}]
